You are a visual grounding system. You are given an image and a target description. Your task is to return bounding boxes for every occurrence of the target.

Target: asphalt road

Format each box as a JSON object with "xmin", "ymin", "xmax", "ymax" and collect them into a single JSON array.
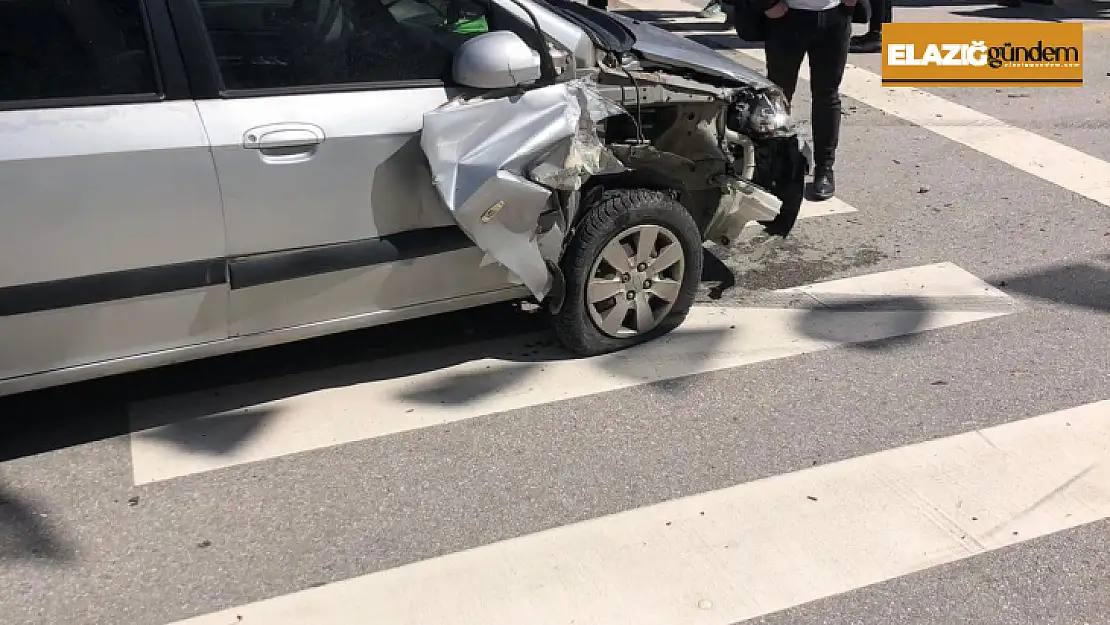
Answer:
[{"xmin": 2, "ymin": 4, "xmax": 1109, "ymax": 624}]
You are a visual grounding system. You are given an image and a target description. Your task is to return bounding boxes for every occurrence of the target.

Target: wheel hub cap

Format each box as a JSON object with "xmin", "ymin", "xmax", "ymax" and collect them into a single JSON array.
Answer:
[{"xmin": 585, "ymin": 224, "xmax": 686, "ymax": 339}]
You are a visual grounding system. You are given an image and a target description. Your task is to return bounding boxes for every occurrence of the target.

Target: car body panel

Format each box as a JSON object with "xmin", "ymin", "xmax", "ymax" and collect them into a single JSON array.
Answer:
[
  {"xmin": 196, "ymin": 89, "xmax": 456, "ymax": 257},
  {"xmin": 227, "ymin": 244, "xmax": 517, "ymax": 337},
  {"xmin": 194, "ymin": 88, "xmax": 519, "ymax": 336},
  {"xmin": 608, "ymin": 10, "xmax": 775, "ymax": 88},
  {"xmin": 0, "ymin": 101, "xmax": 228, "ymax": 381}
]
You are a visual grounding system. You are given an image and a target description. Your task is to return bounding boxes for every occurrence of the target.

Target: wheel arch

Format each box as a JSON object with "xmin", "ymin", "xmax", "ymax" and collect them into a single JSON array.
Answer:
[
  {"xmin": 577, "ymin": 171, "xmax": 683, "ymax": 224},
  {"xmin": 576, "ymin": 171, "xmax": 719, "ymax": 237}
]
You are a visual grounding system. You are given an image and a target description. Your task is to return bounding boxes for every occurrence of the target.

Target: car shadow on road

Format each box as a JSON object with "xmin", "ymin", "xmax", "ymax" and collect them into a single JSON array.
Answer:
[
  {"xmin": 127, "ymin": 322, "xmax": 733, "ymax": 437},
  {"xmin": 990, "ymin": 255, "xmax": 1110, "ymax": 314},
  {"xmin": 0, "ymin": 481, "xmax": 75, "ymax": 564},
  {"xmin": 795, "ymin": 295, "xmax": 933, "ymax": 351},
  {"xmin": 0, "ymin": 293, "xmax": 731, "ymax": 463},
  {"xmin": 0, "ymin": 302, "xmax": 544, "ymax": 462}
]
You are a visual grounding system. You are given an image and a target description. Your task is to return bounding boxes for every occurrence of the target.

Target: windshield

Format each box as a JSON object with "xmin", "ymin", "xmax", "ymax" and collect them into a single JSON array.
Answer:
[{"xmin": 538, "ymin": 0, "xmax": 635, "ymax": 52}]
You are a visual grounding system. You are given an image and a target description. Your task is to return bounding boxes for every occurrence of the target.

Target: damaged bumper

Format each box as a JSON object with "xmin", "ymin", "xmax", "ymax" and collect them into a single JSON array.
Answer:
[{"xmin": 421, "ymin": 68, "xmax": 808, "ymax": 302}]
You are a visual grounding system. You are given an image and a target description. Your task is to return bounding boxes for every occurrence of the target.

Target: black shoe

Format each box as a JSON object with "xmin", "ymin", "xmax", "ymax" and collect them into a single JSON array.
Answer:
[
  {"xmin": 811, "ymin": 169, "xmax": 835, "ymax": 201},
  {"xmin": 849, "ymin": 31, "xmax": 881, "ymax": 54},
  {"xmin": 758, "ymin": 219, "xmax": 792, "ymax": 237}
]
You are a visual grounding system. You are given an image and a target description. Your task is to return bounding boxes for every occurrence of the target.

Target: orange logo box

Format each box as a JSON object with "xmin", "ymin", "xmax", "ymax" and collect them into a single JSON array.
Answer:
[{"xmin": 881, "ymin": 22, "xmax": 1083, "ymax": 87}]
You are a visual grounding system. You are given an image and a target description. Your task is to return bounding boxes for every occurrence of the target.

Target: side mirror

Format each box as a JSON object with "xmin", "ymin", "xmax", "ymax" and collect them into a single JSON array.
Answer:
[{"xmin": 452, "ymin": 31, "xmax": 542, "ymax": 89}]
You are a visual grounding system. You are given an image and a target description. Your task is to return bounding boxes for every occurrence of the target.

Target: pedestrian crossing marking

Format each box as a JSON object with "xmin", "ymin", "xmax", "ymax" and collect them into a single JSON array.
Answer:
[
  {"xmin": 796, "ymin": 196, "xmax": 857, "ymax": 220},
  {"xmin": 163, "ymin": 398, "xmax": 1110, "ymax": 625},
  {"xmin": 129, "ymin": 262, "xmax": 1014, "ymax": 485}
]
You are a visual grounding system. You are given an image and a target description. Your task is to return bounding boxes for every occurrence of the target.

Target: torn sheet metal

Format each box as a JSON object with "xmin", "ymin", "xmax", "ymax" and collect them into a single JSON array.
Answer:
[{"xmin": 421, "ymin": 79, "xmax": 626, "ymax": 300}]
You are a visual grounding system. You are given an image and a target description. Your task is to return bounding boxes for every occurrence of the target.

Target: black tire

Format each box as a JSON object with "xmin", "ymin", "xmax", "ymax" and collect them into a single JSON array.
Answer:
[{"xmin": 553, "ymin": 188, "xmax": 703, "ymax": 357}]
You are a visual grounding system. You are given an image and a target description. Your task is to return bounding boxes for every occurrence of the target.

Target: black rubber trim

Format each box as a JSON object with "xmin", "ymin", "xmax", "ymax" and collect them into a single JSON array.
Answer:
[
  {"xmin": 145, "ymin": 0, "xmax": 191, "ymax": 99},
  {"xmin": 165, "ymin": 0, "xmax": 222, "ymax": 98},
  {"xmin": 0, "ymin": 0, "xmax": 169, "ymax": 111},
  {"xmin": 229, "ymin": 226, "xmax": 475, "ymax": 290},
  {"xmin": 218, "ymin": 80, "xmax": 454, "ymax": 100},
  {"xmin": 0, "ymin": 228, "xmax": 477, "ymax": 316},
  {"xmin": 0, "ymin": 93, "xmax": 163, "ymax": 113},
  {"xmin": 0, "ymin": 259, "xmax": 227, "ymax": 318}
]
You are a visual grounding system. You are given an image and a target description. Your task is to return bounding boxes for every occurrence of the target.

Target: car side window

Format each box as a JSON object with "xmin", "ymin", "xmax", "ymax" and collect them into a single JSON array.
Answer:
[
  {"xmin": 195, "ymin": 0, "xmax": 495, "ymax": 91},
  {"xmin": 0, "ymin": 0, "xmax": 158, "ymax": 103}
]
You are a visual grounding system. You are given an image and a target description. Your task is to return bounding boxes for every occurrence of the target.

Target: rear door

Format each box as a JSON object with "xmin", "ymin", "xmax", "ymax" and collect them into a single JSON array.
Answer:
[
  {"xmin": 172, "ymin": 0, "xmax": 520, "ymax": 338},
  {"xmin": 0, "ymin": 0, "xmax": 229, "ymax": 382}
]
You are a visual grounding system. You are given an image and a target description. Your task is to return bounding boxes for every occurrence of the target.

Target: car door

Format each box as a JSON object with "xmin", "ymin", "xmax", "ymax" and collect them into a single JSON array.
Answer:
[
  {"xmin": 177, "ymin": 0, "xmax": 521, "ymax": 338},
  {"xmin": 0, "ymin": 0, "xmax": 229, "ymax": 383}
]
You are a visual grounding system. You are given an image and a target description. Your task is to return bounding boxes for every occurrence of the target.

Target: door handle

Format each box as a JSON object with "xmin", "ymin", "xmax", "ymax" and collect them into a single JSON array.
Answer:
[{"xmin": 242, "ymin": 123, "xmax": 325, "ymax": 150}]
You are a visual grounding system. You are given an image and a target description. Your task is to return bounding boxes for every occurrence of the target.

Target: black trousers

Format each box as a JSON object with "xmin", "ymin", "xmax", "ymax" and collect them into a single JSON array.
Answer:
[
  {"xmin": 868, "ymin": 0, "xmax": 891, "ymax": 33},
  {"xmin": 764, "ymin": 6, "xmax": 850, "ymax": 173}
]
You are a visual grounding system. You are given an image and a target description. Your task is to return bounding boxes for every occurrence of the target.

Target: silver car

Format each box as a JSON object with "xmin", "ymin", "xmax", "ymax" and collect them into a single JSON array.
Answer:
[{"xmin": 0, "ymin": 0, "xmax": 808, "ymax": 397}]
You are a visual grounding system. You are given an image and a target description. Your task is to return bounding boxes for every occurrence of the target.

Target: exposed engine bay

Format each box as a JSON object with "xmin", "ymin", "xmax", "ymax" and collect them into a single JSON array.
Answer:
[
  {"xmin": 592, "ymin": 50, "xmax": 811, "ymax": 246},
  {"xmin": 419, "ymin": 5, "xmax": 811, "ymax": 307}
]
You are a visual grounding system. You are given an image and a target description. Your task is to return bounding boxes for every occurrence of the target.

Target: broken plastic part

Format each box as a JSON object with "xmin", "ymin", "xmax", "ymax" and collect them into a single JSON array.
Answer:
[
  {"xmin": 421, "ymin": 78, "xmax": 626, "ymax": 301},
  {"xmin": 724, "ymin": 128, "xmax": 755, "ymax": 181},
  {"xmin": 704, "ymin": 178, "xmax": 783, "ymax": 245}
]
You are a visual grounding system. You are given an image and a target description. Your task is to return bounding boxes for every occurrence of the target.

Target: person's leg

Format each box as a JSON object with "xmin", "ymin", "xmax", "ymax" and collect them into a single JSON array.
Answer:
[
  {"xmin": 849, "ymin": 0, "xmax": 888, "ymax": 53},
  {"xmin": 755, "ymin": 12, "xmax": 809, "ymax": 236},
  {"xmin": 877, "ymin": 0, "xmax": 892, "ymax": 27},
  {"xmin": 764, "ymin": 12, "xmax": 807, "ymax": 103},
  {"xmin": 806, "ymin": 7, "xmax": 850, "ymax": 200}
]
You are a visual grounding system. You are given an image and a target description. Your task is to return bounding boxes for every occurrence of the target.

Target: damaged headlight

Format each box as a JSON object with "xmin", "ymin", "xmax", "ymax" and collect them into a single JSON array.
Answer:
[
  {"xmin": 747, "ymin": 89, "xmax": 793, "ymax": 136},
  {"xmin": 618, "ymin": 51, "xmax": 641, "ymax": 70},
  {"xmin": 597, "ymin": 49, "xmax": 641, "ymax": 71}
]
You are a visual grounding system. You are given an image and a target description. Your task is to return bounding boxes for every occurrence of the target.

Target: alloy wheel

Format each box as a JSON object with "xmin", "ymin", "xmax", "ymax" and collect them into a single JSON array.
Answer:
[{"xmin": 585, "ymin": 224, "xmax": 686, "ymax": 338}]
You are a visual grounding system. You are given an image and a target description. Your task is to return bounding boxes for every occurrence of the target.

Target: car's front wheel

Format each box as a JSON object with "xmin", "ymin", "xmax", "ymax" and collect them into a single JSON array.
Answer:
[{"xmin": 553, "ymin": 188, "xmax": 703, "ymax": 357}]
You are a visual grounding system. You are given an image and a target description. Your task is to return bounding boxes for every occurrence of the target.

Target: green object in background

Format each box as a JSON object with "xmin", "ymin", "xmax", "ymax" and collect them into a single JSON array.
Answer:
[{"xmin": 451, "ymin": 14, "xmax": 489, "ymax": 34}]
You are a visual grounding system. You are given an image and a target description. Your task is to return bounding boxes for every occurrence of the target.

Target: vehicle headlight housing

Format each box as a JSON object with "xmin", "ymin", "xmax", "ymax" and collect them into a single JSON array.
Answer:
[{"xmin": 747, "ymin": 88, "xmax": 793, "ymax": 136}]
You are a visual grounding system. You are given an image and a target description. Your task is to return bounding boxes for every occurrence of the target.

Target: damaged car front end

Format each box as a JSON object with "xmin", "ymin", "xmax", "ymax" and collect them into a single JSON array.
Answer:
[{"xmin": 420, "ymin": 0, "xmax": 810, "ymax": 355}]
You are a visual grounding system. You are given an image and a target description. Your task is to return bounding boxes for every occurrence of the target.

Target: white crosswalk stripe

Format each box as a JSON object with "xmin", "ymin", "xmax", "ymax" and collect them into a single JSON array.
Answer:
[
  {"xmin": 789, "ymin": 196, "xmax": 857, "ymax": 221},
  {"xmin": 164, "ymin": 399, "xmax": 1110, "ymax": 625},
  {"xmin": 139, "ymin": 9, "xmax": 1110, "ymax": 624}
]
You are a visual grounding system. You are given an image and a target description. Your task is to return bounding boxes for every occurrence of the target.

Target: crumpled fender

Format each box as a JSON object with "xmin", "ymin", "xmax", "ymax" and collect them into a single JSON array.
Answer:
[{"xmin": 420, "ymin": 78, "xmax": 627, "ymax": 301}]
